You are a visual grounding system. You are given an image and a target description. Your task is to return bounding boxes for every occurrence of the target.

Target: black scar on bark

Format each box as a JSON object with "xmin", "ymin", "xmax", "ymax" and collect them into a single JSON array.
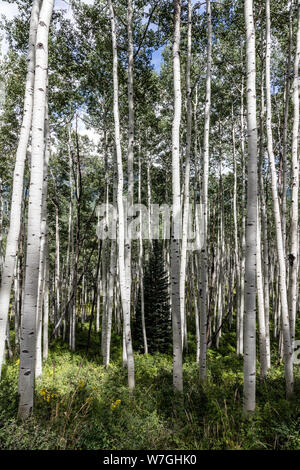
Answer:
[{"xmin": 289, "ymin": 253, "xmax": 295, "ymax": 266}]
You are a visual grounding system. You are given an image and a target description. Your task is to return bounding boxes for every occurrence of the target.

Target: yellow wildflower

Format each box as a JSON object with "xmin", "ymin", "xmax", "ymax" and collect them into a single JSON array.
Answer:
[{"xmin": 110, "ymin": 399, "xmax": 121, "ymax": 411}]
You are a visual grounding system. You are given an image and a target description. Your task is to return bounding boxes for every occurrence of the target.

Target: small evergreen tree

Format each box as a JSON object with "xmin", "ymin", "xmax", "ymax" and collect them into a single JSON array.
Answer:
[{"xmin": 134, "ymin": 241, "xmax": 171, "ymax": 354}]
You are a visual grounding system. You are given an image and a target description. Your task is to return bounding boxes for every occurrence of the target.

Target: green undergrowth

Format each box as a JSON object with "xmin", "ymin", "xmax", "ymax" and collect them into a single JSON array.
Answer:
[{"xmin": 0, "ymin": 325, "xmax": 300, "ymax": 450}]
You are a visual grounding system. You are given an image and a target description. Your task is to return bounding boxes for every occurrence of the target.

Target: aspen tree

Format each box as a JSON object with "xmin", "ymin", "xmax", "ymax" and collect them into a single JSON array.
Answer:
[
  {"xmin": 232, "ymin": 115, "xmax": 241, "ymax": 355},
  {"xmin": 66, "ymin": 123, "xmax": 74, "ymax": 342},
  {"xmin": 108, "ymin": 0, "xmax": 135, "ymax": 390},
  {"xmin": 199, "ymin": 0, "xmax": 211, "ymax": 382},
  {"xmin": 243, "ymin": 0, "xmax": 258, "ymax": 415},
  {"xmin": 265, "ymin": 0, "xmax": 293, "ymax": 398},
  {"xmin": 216, "ymin": 153, "xmax": 224, "ymax": 349},
  {"xmin": 43, "ymin": 242, "xmax": 49, "ymax": 361},
  {"xmin": 18, "ymin": 0, "xmax": 54, "ymax": 419},
  {"xmin": 101, "ymin": 250, "xmax": 107, "ymax": 356},
  {"xmin": 288, "ymin": 1, "xmax": 300, "ymax": 352},
  {"xmin": 14, "ymin": 254, "xmax": 20, "ymax": 348},
  {"xmin": 238, "ymin": 77, "xmax": 246, "ymax": 356},
  {"xmin": 35, "ymin": 91, "xmax": 50, "ymax": 377},
  {"xmin": 103, "ymin": 155, "xmax": 117, "ymax": 367},
  {"xmin": 138, "ymin": 151, "xmax": 148, "ymax": 354},
  {"xmin": 257, "ymin": 200, "xmax": 268, "ymax": 378},
  {"xmin": 70, "ymin": 119, "xmax": 82, "ymax": 351},
  {"xmin": 171, "ymin": 0, "xmax": 183, "ymax": 392},
  {"xmin": 193, "ymin": 255, "xmax": 200, "ymax": 363},
  {"xmin": 281, "ymin": 3, "xmax": 293, "ymax": 249},
  {"xmin": 104, "ymin": 238, "xmax": 116, "ymax": 366},
  {"xmin": 54, "ymin": 198, "xmax": 60, "ymax": 336},
  {"xmin": 147, "ymin": 158, "xmax": 152, "ymax": 248},
  {"xmin": 100, "ymin": 125, "xmax": 109, "ymax": 340},
  {"xmin": 121, "ymin": 0, "xmax": 135, "ymax": 365},
  {"xmin": 179, "ymin": 0, "xmax": 192, "ymax": 350},
  {"xmin": 0, "ymin": 0, "xmax": 41, "ymax": 376},
  {"xmin": 258, "ymin": 61, "xmax": 271, "ymax": 371}
]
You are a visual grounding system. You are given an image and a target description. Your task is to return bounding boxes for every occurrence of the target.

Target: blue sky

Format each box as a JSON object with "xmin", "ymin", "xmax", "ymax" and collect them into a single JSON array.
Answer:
[
  {"xmin": 151, "ymin": 47, "xmax": 164, "ymax": 72},
  {"xmin": 149, "ymin": 0, "xmax": 207, "ymax": 73}
]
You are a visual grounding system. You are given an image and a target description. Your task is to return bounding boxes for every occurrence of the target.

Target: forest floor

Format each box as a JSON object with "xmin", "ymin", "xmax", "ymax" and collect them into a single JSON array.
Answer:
[{"xmin": 1, "ymin": 324, "xmax": 300, "ymax": 450}]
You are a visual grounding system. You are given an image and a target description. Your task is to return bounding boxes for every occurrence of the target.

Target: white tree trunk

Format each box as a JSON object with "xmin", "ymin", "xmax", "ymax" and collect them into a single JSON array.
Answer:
[
  {"xmin": 138, "ymin": 151, "xmax": 148, "ymax": 354},
  {"xmin": 179, "ymin": 0, "xmax": 192, "ymax": 351},
  {"xmin": 171, "ymin": 0, "xmax": 183, "ymax": 393},
  {"xmin": 259, "ymin": 64, "xmax": 271, "ymax": 370},
  {"xmin": 109, "ymin": 0, "xmax": 135, "ymax": 390},
  {"xmin": 232, "ymin": 117, "xmax": 241, "ymax": 356},
  {"xmin": 35, "ymin": 91, "xmax": 50, "ymax": 377},
  {"xmin": 0, "ymin": 0, "xmax": 41, "ymax": 377},
  {"xmin": 257, "ymin": 200, "xmax": 268, "ymax": 378},
  {"xmin": 288, "ymin": 2, "xmax": 300, "ymax": 353},
  {"xmin": 281, "ymin": 4, "xmax": 293, "ymax": 251},
  {"xmin": 243, "ymin": 0, "xmax": 258, "ymax": 415},
  {"xmin": 43, "ymin": 242, "xmax": 49, "ymax": 361},
  {"xmin": 18, "ymin": 0, "xmax": 54, "ymax": 419},
  {"xmin": 238, "ymin": 78, "xmax": 246, "ymax": 356},
  {"xmin": 199, "ymin": 0, "xmax": 211, "ymax": 382},
  {"xmin": 265, "ymin": 0, "xmax": 293, "ymax": 398}
]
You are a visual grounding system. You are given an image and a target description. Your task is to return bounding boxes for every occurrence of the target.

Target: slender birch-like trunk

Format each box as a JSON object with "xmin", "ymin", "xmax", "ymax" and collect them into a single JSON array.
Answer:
[
  {"xmin": 243, "ymin": 0, "xmax": 258, "ymax": 415},
  {"xmin": 104, "ymin": 156, "xmax": 117, "ymax": 366},
  {"xmin": 127, "ymin": 0, "xmax": 134, "ymax": 210},
  {"xmin": 179, "ymin": 0, "xmax": 192, "ymax": 351},
  {"xmin": 43, "ymin": 241, "xmax": 49, "ymax": 361},
  {"xmin": 281, "ymin": 3, "xmax": 293, "ymax": 249},
  {"xmin": 123, "ymin": 0, "xmax": 134, "ymax": 361},
  {"xmin": 171, "ymin": 0, "xmax": 183, "ymax": 392},
  {"xmin": 70, "ymin": 121, "xmax": 82, "ymax": 351},
  {"xmin": 199, "ymin": 0, "xmax": 211, "ymax": 382},
  {"xmin": 101, "ymin": 251, "xmax": 107, "ymax": 356},
  {"xmin": 18, "ymin": 0, "xmax": 54, "ymax": 419},
  {"xmin": 138, "ymin": 151, "xmax": 148, "ymax": 354},
  {"xmin": 288, "ymin": 2, "xmax": 300, "ymax": 353},
  {"xmin": 147, "ymin": 158, "xmax": 152, "ymax": 249},
  {"xmin": 265, "ymin": 0, "xmax": 293, "ymax": 398},
  {"xmin": 14, "ymin": 255, "xmax": 20, "ymax": 348},
  {"xmin": 54, "ymin": 201, "xmax": 60, "ymax": 335},
  {"xmin": 259, "ymin": 66, "xmax": 271, "ymax": 371},
  {"xmin": 193, "ymin": 255, "xmax": 200, "ymax": 363},
  {"xmin": 216, "ymin": 155, "xmax": 224, "ymax": 349},
  {"xmin": 238, "ymin": 77, "xmax": 246, "ymax": 356},
  {"xmin": 35, "ymin": 91, "xmax": 50, "ymax": 377},
  {"xmin": 109, "ymin": 0, "xmax": 135, "ymax": 390},
  {"xmin": 232, "ymin": 116, "xmax": 241, "ymax": 354},
  {"xmin": 104, "ymin": 239, "xmax": 116, "ymax": 366},
  {"xmin": 257, "ymin": 200, "xmax": 268, "ymax": 378},
  {"xmin": 96, "ymin": 275, "xmax": 100, "ymax": 333},
  {"xmin": 0, "ymin": 0, "xmax": 41, "ymax": 377},
  {"xmin": 66, "ymin": 123, "xmax": 74, "ymax": 340}
]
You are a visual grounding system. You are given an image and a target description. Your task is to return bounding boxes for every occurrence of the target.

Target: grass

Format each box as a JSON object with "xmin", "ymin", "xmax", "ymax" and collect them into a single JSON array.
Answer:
[{"xmin": 0, "ymin": 323, "xmax": 300, "ymax": 450}]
